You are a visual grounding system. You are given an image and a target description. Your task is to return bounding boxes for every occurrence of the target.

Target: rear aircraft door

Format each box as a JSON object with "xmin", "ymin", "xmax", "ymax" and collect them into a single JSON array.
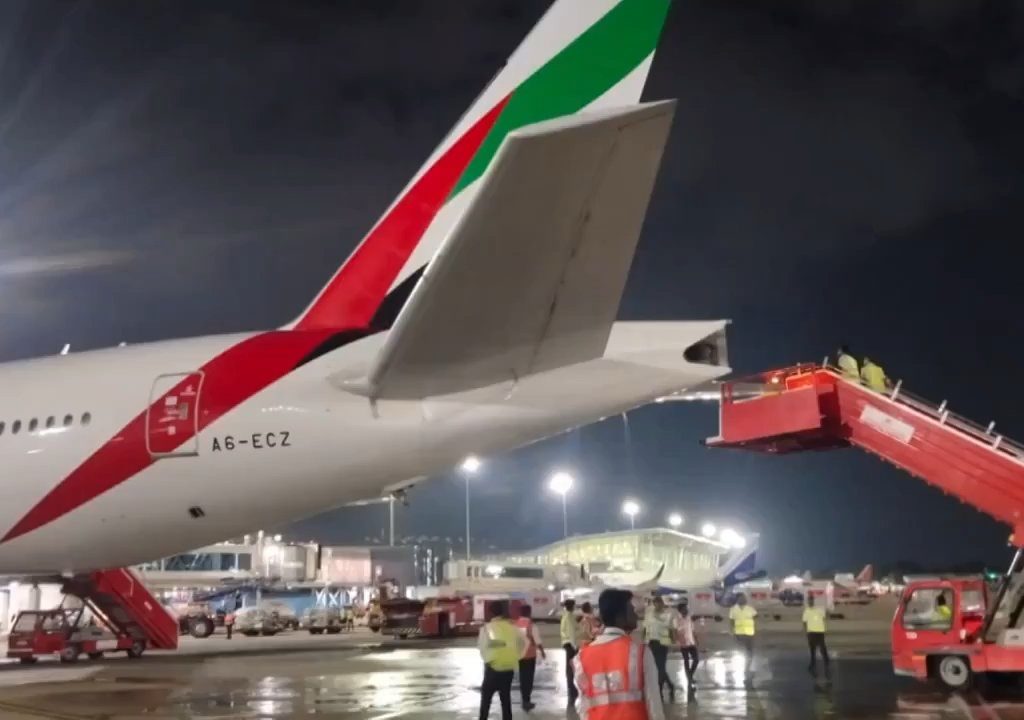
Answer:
[{"xmin": 146, "ymin": 372, "xmax": 204, "ymax": 457}]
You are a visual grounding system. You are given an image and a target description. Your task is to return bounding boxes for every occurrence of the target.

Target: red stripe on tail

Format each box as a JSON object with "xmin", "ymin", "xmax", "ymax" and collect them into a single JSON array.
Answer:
[{"xmin": 295, "ymin": 95, "xmax": 511, "ymax": 331}]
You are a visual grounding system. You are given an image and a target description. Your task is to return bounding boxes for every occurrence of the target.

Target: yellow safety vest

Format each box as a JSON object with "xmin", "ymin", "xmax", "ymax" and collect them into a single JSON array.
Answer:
[
  {"xmin": 861, "ymin": 362, "xmax": 887, "ymax": 391},
  {"xmin": 560, "ymin": 611, "xmax": 577, "ymax": 647},
  {"xmin": 484, "ymin": 619, "xmax": 520, "ymax": 671},
  {"xmin": 731, "ymin": 606, "xmax": 756, "ymax": 636},
  {"xmin": 837, "ymin": 353, "xmax": 859, "ymax": 380}
]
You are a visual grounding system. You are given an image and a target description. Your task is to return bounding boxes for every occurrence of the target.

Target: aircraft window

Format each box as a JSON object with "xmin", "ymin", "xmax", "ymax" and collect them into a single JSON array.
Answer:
[
  {"xmin": 12, "ymin": 420, "xmax": 21, "ymax": 434},
  {"xmin": 63, "ymin": 414, "xmax": 73, "ymax": 427},
  {"xmin": 45, "ymin": 416, "xmax": 55, "ymax": 429},
  {"xmin": 28, "ymin": 418, "xmax": 38, "ymax": 433},
  {"xmin": 81, "ymin": 412, "xmax": 92, "ymax": 426}
]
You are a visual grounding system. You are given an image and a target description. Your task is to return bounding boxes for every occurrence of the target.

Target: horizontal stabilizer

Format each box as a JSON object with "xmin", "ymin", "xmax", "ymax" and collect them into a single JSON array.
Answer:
[{"xmin": 355, "ymin": 101, "xmax": 676, "ymax": 399}]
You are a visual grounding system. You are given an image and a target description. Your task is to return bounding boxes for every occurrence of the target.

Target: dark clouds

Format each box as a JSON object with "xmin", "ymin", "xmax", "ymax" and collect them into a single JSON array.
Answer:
[{"xmin": 1, "ymin": 0, "xmax": 1022, "ymax": 572}]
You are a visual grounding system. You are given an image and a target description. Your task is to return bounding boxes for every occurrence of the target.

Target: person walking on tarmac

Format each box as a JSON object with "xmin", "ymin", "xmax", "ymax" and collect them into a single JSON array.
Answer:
[
  {"xmin": 861, "ymin": 356, "xmax": 891, "ymax": 393},
  {"xmin": 837, "ymin": 345, "xmax": 859, "ymax": 380},
  {"xmin": 729, "ymin": 593, "xmax": 757, "ymax": 675},
  {"xmin": 515, "ymin": 604, "xmax": 545, "ymax": 712},
  {"xmin": 477, "ymin": 600, "xmax": 524, "ymax": 720},
  {"xmin": 574, "ymin": 589, "xmax": 665, "ymax": 720},
  {"xmin": 643, "ymin": 596, "xmax": 676, "ymax": 703},
  {"xmin": 224, "ymin": 610, "xmax": 235, "ymax": 640},
  {"xmin": 579, "ymin": 601, "xmax": 603, "ymax": 646},
  {"xmin": 560, "ymin": 599, "xmax": 581, "ymax": 707},
  {"xmin": 673, "ymin": 602, "xmax": 699, "ymax": 690},
  {"xmin": 803, "ymin": 594, "xmax": 830, "ymax": 681}
]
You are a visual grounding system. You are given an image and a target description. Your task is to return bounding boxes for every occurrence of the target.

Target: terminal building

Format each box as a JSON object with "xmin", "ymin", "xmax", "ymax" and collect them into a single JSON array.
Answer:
[{"xmin": 495, "ymin": 528, "xmax": 736, "ymax": 589}]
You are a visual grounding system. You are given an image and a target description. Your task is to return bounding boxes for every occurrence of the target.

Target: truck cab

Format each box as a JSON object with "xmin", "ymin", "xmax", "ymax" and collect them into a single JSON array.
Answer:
[{"xmin": 891, "ymin": 578, "xmax": 992, "ymax": 689}]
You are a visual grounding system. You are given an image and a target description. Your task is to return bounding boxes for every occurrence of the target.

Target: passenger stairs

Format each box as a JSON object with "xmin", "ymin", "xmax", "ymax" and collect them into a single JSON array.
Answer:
[
  {"xmin": 706, "ymin": 364, "xmax": 1024, "ymax": 543},
  {"xmin": 62, "ymin": 568, "xmax": 178, "ymax": 652}
]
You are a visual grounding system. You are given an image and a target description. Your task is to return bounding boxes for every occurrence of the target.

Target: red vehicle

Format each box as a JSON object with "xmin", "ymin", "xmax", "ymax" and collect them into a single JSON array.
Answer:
[
  {"xmin": 709, "ymin": 363, "xmax": 1024, "ymax": 689},
  {"xmin": 7, "ymin": 608, "xmax": 144, "ymax": 664}
]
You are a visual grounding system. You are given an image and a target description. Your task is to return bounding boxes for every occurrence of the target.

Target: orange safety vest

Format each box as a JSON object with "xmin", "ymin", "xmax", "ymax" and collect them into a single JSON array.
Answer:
[
  {"xmin": 577, "ymin": 635, "xmax": 648, "ymax": 720},
  {"xmin": 516, "ymin": 617, "xmax": 537, "ymax": 660}
]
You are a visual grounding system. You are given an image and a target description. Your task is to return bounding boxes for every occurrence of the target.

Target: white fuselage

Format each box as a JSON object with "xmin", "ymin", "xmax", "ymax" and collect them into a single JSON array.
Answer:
[{"xmin": 0, "ymin": 327, "xmax": 719, "ymax": 575}]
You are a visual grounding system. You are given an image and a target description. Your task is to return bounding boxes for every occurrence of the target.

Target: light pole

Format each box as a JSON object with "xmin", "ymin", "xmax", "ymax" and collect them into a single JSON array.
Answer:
[
  {"xmin": 622, "ymin": 500, "xmax": 640, "ymax": 530},
  {"xmin": 461, "ymin": 456, "xmax": 481, "ymax": 560},
  {"xmin": 668, "ymin": 512, "xmax": 683, "ymax": 530},
  {"xmin": 388, "ymin": 495, "xmax": 395, "ymax": 546},
  {"xmin": 548, "ymin": 471, "xmax": 574, "ymax": 550}
]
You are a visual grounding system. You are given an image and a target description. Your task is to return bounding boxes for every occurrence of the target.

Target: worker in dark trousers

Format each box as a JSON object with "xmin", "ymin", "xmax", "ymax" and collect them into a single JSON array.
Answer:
[
  {"xmin": 515, "ymin": 604, "xmax": 545, "ymax": 711},
  {"xmin": 674, "ymin": 602, "xmax": 699, "ymax": 690},
  {"xmin": 477, "ymin": 600, "xmax": 523, "ymax": 720},
  {"xmin": 225, "ymin": 610, "xmax": 235, "ymax": 640},
  {"xmin": 643, "ymin": 596, "xmax": 676, "ymax": 702},
  {"xmin": 559, "ymin": 599, "xmax": 580, "ymax": 707},
  {"xmin": 803, "ymin": 595, "xmax": 830, "ymax": 681}
]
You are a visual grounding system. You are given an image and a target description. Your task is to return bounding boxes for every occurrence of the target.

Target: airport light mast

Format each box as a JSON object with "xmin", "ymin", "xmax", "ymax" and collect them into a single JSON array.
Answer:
[
  {"xmin": 549, "ymin": 471, "xmax": 574, "ymax": 563},
  {"xmin": 668, "ymin": 512, "xmax": 683, "ymax": 529},
  {"xmin": 622, "ymin": 500, "xmax": 640, "ymax": 530},
  {"xmin": 460, "ymin": 456, "xmax": 482, "ymax": 560}
]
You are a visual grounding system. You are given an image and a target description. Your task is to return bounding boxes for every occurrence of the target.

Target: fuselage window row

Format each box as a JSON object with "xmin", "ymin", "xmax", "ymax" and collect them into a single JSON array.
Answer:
[{"xmin": 0, "ymin": 413, "xmax": 92, "ymax": 437}]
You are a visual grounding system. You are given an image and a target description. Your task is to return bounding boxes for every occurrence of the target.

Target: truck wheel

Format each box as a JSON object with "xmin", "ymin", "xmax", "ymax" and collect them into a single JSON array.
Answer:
[
  {"xmin": 126, "ymin": 640, "xmax": 146, "ymax": 659},
  {"xmin": 310, "ymin": 628, "xmax": 324, "ymax": 635},
  {"xmin": 59, "ymin": 645, "xmax": 81, "ymax": 664},
  {"xmin": 938, "ymin": 655, "xmax": 971, "ymax": 690},
  {"xmin": 189, "ymin": 617, "xmax": 215, "ymax": 639},
  {"xmin": 88, "ymin": 652, "xmax": 104, "ymax": 660},
  {"xmin": 326, "ymin": 627, "xmax": 341, "ymax": 635},
  {"xmin": 19, "ymin": 657, "xmax": 37, "ymax": 665}
]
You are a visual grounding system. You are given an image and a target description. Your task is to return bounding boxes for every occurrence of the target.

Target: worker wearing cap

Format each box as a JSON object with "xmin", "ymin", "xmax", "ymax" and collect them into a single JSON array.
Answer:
[
  {"xmin": 802, "ymin": 594, "xmax": 830, "ymax": 681},
  {"xmin": 861, "ymin": 356, "xmax": 890, "ymax": 392},
  {"xmin": 643, "ymin": 596, "xmax": 676, "ymax": 702},
  {"xmin": 560, "ymin": 599, "xmax": 580, "ymax": 707},
  {"xmin": 515, "ymin": 604, "xmax": 545, "ymax": 712},
  {"xmin": 837, "ymin": 346, "xmax": 859, "ymax": 380},
  {"xmin": 477, "ymin": 600, "xmax": 524, "ymax": 720},
  {"xmin": 574, "ymin": 589, "xmax": 665, "ymax": 720},
  {"xmin": 729, "ymin": 593, "xmax": 757, "ymax": 675}
]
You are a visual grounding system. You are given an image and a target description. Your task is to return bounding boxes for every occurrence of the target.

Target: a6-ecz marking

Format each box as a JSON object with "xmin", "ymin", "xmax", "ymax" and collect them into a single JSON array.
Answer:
[{"xmin": 211, "ymin": 432, "xmax": 291, "ymax": 452}]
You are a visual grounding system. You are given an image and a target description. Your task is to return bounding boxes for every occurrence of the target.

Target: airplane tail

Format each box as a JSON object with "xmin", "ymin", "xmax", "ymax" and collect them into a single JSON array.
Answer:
[
  {"xmin": 856, "ymin": 564, "xmax": 874, "ymax": 583},
  {"xmin": 291, "ymin": 0, "xmax": 673, "ymax": 332}
]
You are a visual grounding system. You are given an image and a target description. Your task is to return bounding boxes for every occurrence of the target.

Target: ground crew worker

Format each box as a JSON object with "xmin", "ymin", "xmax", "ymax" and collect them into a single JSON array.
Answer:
[
  {"xmin": 574, "ymin": 589, "xmax": 665, "ymax": 720},
  {"xmin": 477, "ymin": 600, "xmax": 524, "ymax": 720},
  {"xmin": 224, "ymin": 610, "xmax": 235, "ymax": 640},
  {"xmin": 579, "ymin": 601, "xmax": 602, "ymax": 646},
  {"xmin": 861, "ymin": 356, "xmax": 890, "ymax": 392},
  {"xmin": 560, "ymin": 599, "xmax": 580, "ymax": 707},
  {"xmin": 837, "ymin": 345, "xmax": 859, "ymax": 380},
  {"xmin": 935, "ymin": 594, "xmax": 953, "ymax": 625},
  {"xmin": 729, "ymin": 593, "xmax": 757, "ymax": 673},
  {"xmin": 673, "ymin": 602, "xmax": 699, "ymax": 690},
  {"xmin": 643, "ymin": 596, "xmax": 676, "ymax": 703},
  {"xmin": 515, "ymin": 604, "xmax": 545, "ymax": 712},
  {"xmin": 802, "ymin": 594, "xmax": 830, "ymax": 681}
]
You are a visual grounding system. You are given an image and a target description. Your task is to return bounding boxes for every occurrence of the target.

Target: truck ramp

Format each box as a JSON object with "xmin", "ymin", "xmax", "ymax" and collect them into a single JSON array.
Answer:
[
  {"xmin": 707, "ymin": 364, "xmax": 1024, "ymax": 541},
  {"xmin": 63, "ymin": 568, "xmax": 178, "ymax": 652}
]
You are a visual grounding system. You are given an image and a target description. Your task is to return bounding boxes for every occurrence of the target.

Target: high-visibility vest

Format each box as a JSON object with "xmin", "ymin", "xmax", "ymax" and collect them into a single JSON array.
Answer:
[
  {"xmin": 577, "ymin": 636, "xmax": 648, "ymax": 720},
  {"xmin": 837, "ymin": 353, "xmax": 859, "ymax": 379},
  {"xmin": 731, "ymin": 606, "xmax": 756, "ymax": 636},
  {"xmin": 560, "ymin": 611, "xmax": 577, "ymax": 646},
  {"xmin": 484, "ymin": 619, "xmax": 520, "ymax": 671},
  {"xmin": 643, "ymin": 611, "xmax": 671, "ymax": 645},
  {"xmin": 861, "ymin": 362, "xmax": 887, "ymax": 391},
  {"xmin": 516, "ymin": 617, "xmax": 537, "ymax": 660}
]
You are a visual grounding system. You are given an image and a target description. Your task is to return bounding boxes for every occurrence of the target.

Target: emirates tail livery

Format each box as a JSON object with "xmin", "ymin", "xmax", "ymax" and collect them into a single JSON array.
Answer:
[{"xmin": 0, "ymin": 0, "xmax": 728, "ymax": 575}]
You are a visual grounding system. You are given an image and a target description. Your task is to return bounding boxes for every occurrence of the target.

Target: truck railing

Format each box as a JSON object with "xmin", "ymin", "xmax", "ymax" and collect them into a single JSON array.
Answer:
[{"xmin": 720, "ymin": 362, "xmax": 1024, "ymax": 465}]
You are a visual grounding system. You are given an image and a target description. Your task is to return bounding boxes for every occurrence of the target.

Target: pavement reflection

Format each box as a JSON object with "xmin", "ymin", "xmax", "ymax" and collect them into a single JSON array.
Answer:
[{"xmin": 2, "ymin": 643, "xmax": 1024, "ymax": 718}]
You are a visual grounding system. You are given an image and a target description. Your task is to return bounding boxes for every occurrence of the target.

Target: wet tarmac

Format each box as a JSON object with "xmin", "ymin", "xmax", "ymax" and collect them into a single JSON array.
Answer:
[{"xmin": 1, "ymin": 617, "xmax": 1024, "ymax": 719}]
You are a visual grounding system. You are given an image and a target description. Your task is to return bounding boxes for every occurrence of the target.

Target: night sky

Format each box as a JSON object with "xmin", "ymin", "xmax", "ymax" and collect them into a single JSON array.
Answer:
[{"xmin": 2, "ymin": 1, "xmax": 1022, "ymax": 574}]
